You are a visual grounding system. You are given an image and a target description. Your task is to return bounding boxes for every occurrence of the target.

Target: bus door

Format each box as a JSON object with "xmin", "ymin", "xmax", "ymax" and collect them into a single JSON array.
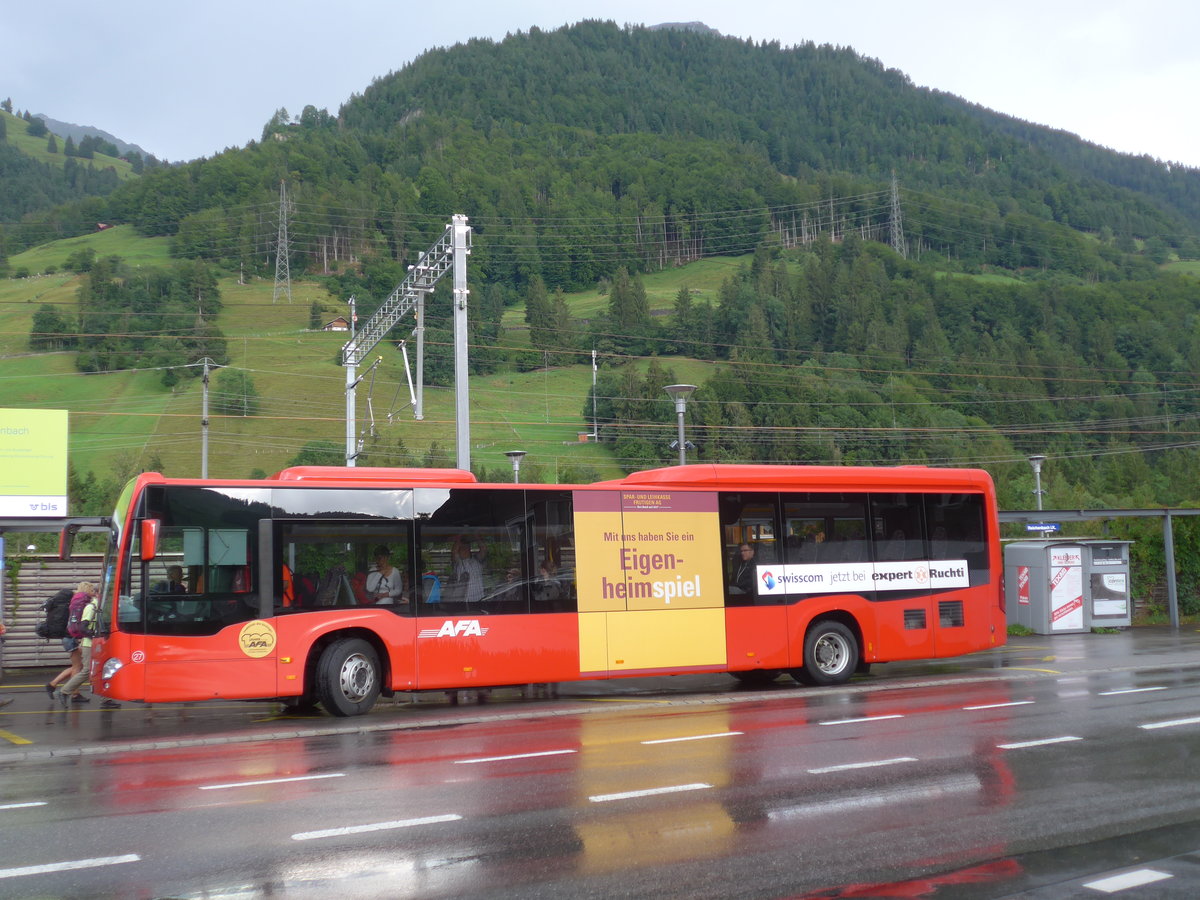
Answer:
[
  {"xmin": 867, "ymin": 493, "xmax": 934, "ymax": 661},
  {"xmin": 127, "ymin": 522, "xmax": 276, "ymax": 703},
  {"xmin": 720, "ymin": 493, "xmax": 790, "ymax": 672}
]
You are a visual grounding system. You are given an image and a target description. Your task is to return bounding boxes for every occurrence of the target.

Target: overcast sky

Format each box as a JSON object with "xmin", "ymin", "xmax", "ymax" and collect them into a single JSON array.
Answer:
[{"xmin": 4, "ymin": 1, "xmax": 1198, "ymax": 168}]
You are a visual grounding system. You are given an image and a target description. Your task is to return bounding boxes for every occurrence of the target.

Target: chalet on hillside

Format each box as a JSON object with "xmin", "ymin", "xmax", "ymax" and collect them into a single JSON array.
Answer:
[{"xmin": 322, "ymin": 317, "xmax": 350, "ymax": 332}]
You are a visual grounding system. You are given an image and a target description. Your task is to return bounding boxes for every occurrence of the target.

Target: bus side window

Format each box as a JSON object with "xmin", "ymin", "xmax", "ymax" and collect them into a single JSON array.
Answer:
[{"xmin": 870, "ymin": 494, "xmax": 925, "ymax": 562}]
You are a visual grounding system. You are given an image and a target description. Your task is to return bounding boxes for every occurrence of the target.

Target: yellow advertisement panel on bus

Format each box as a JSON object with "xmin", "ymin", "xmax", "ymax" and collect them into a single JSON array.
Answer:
[{"xmin": 575, "ymin": 490, "xmax": 726, "ymax": 675}]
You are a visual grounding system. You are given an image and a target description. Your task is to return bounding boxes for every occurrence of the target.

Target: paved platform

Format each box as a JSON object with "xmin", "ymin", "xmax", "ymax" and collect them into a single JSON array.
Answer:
[{"xmin": 3, "ymin": 626, "xmax": 1199, "ymax": 762}]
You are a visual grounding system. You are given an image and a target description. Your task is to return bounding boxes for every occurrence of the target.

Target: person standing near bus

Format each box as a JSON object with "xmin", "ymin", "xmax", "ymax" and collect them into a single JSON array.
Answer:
[
  {"xmin": 44, "ymin": 582, "xmax": 92, "ymax": 699},
  {"xmin": 56, "ymin": 582, "xmax": 99, "ymax": 706}
]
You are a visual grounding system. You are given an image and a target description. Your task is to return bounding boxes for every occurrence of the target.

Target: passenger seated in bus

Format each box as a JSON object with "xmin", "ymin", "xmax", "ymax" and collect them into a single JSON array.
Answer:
[
  {"xmin": 365, "ymin": 545, "xmax": 407, "ymax": 606},
  {"xmin": 498, "ymin": 567, "xmax": 522, "ymax": 598},
  {"xmin": 729, "ymin": 544, "xmax": 757, "ymax": 595},
  {"xmin": 533, "ymin": 559, "xmax": 564, "ymax": 605}
]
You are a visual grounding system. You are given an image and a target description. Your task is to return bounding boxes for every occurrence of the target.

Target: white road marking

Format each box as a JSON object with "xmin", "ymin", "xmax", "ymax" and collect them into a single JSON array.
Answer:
[
  {"xmin": 808, "ymin": 757, "xmax": 918, "ymax": 775},
  {"xmin": 0, "ymin": 854, "xmax": 140, "ymax": 880},
  {"xmin": 1098, "ymin": 686, "xmax": 1166, "ymax": 696},
  {"xmin": 589, "ymin": 783, "xmax": 711, "ymax": 803},
  {"xmin": 0, "ymin": 801, "xmax": 47, "ymax": 810},
  {"xmin": 1083, "ymin": 868, "xmax": 1172, "ymax": 892},
  {"xmin": 963, "ymin": 700, "xmax": 1035, "ymax": 710},
  {"xmin": 998, "ymin": 736, "xmax": 1082, "ymax": 749},
  {"xmin": 818, "ymin": 714, "xmax": 904, "ymax": 725},
  {"xmin": 292, "ymin": 813, "xmax": 462, "ymax": 841},
  {"xmin": 455, "ymin": 749, "xmax": 577, "ymax": 764},
  {"xmin": 641, "ymin": 731, "xmax": 743, "ymax": 745},
  {"xmin": 199, "ymin": 773, "xmax": 346, "ymax": 790},
  {"xmin": 1139, "ymin": 715, "xmax": 1200, "ymax": 730}
]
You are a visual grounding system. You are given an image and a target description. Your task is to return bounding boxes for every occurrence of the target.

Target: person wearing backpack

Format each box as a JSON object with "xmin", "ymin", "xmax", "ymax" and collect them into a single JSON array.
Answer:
[
  {"xmin": 43, "ymin": 586, "xmax": 85, "ymax": 698},
  {"xmin": 36, "ymin": 588, "xmax": 73, "ymax": 641},
  {"xmin": 56, "ymin": 582, "xmax": 100, "ymax": 706}
]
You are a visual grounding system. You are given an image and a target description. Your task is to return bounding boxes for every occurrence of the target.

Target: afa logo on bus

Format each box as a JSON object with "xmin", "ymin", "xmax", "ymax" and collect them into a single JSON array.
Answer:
[{"xmin": 418, "ymin": 620, "xmax": 491, "ymax": 639}]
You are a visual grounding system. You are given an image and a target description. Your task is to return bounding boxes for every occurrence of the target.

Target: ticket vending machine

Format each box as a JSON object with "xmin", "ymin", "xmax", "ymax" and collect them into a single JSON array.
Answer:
[
  {"xmin": 1004, "ymin": 539, "xmax": 1133, "ymax": 634},
  {"xmin": 1085, "ymin": 541, "xmax": 1133, "ymax": 628}
]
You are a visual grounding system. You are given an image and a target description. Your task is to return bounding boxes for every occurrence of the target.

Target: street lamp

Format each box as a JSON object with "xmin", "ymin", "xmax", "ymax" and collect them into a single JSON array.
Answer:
[
  {"xmin": 664, "ymin": 384, "xmax": 697, "ymax": 466},
  {"xmin": 1028, "ymin": 454, "xmax": 1047, "ymax": 511},
  {"xmin": 505, "ymin": 450, "xmax": 526, "ymax": 484}
]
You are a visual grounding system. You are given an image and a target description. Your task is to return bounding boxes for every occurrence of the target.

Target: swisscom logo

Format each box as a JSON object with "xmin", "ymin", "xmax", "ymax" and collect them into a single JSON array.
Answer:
[{"xmin": 761, "ymin": 571, "xmax": 777, "ymax": 590}]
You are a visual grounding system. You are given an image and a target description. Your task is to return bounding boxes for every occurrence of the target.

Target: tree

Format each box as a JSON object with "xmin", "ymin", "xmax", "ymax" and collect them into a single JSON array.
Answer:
[
  {"xmin": 261, "ymin": 107, "xmax": 292, "ymax": 142},
  {"xmin": 212, "ymin": 369, "xmax": 260, "ymax": 416},
  {"xmin": 29, "ymin": 304, "xmax": 73, "ymax": 350},
  {"xmin": 25, "ymin": 117, "xmax": 47, "ymax": 137},
  {"xmin": 524, "ymin": 275, "xmax": 554, "ymax": 351},
  {"xmin": 46, "ymin": 134, "xmax": 57, "ymax": 153},
  {"xmin": 288, "ymin": 441, "xmax": 344, "ymax": 467},
  {"xmin": 607, "ymin": 267, "xmax": 649, "ymax": 331}
]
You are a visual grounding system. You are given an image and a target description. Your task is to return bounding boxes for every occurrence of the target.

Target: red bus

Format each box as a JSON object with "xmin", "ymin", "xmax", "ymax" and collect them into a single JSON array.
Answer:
[{"xmin": 82, "ymin": 463, "xmax": 1005, "ymax": 716}]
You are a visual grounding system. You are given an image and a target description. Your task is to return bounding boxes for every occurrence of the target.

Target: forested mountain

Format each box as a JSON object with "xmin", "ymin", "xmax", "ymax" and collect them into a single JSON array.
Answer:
[
  {"xmin": 0, "ymin": 105, "xmax": 144, "ymax": 236},
  {"xmin": 32, "ymin": 113, "xmax": 152, "ymax": 161},
  {"xmin": 8, "ymin": 20, "xmax": 1200, "ymax": 597},
  {"xmin": 8, "ymin": 21, "xmax": 1200, "ymax": 277}
]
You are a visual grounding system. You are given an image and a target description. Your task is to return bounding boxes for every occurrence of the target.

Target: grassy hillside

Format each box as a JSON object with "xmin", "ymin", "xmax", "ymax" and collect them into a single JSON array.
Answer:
[
  {"xmin": 1, "ymin": 109, "xmax": 135, "ymax": 179},
  {"xmin": 6, "ymin": 224, "xmax": 171, "ymax": 273},
  {"xmin": 1, "ymin": 227, "xmax": 730, "ymax": 485}
]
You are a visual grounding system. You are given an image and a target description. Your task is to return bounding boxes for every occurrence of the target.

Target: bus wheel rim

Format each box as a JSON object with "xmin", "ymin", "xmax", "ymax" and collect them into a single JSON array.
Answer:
[
  {"xmin": 339, "ymin": 653, "xmax": 375, "ymax": 702},
  {"xmin": 815, "ymin": 633, "xmax": 849, "ymax": 675}
]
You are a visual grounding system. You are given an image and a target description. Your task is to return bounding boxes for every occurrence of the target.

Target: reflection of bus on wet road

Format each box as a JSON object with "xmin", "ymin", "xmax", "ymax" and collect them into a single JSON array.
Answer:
[{"xmin": 73, "ymin": 463, "xmax": 1004, "ymax": 716}]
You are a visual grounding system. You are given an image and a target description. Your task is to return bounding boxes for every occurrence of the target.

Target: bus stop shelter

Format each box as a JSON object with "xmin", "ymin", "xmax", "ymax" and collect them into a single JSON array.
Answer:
[{"xmin": 999, "ymin": 508, "xmax": 1200, "ymax": 629}]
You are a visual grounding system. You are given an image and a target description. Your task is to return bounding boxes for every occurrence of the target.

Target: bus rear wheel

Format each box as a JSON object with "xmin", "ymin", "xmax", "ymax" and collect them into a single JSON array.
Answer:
[
  {"xmin": 792, "ymin": 621, "xmax": 858, "ymax": 686},
  {"xmin": 315, "ymin": 638, "xmax": 381, "ymax": 717}
]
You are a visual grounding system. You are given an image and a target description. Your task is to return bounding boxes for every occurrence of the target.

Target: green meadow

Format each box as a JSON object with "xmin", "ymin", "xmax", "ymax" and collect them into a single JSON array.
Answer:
[{"xmin": 2, "ymin": 228, "xmax": 730, "ymax": 484}]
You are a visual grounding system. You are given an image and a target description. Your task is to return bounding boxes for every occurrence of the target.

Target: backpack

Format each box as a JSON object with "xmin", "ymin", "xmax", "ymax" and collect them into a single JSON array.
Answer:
[
  {"xmin": 35, "ymin": 589, "xmax": 74, "ymax": 640},
  {"xmin": 66, "ymin": 592, "xmax": 92, "ymax": 639}
]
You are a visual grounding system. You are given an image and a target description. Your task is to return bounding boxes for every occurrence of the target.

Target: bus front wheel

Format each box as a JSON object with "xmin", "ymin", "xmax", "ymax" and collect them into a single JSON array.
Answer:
[
  {"xmin": 315, "ymin": 638, "xmax": 381, "ymax": 717},
  {"xmin": 793, "ymin": 621, "xmax": 858, "ymax": 686}
]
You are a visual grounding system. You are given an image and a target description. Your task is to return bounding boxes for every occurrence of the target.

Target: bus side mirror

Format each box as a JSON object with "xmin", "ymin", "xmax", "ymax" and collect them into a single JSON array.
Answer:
[{"xmin": 141, "ymin": 519, "xmax": 161, "ymax": 562}]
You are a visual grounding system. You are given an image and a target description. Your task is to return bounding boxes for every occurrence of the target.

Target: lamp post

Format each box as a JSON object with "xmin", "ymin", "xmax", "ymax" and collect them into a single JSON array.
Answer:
[
  {"xmin": 505, "ymin": 450, "xmax": 526, "ymax": 484},
  {"xmin": 1028, "ymin": 454, "xmax": 1046, "ymax": 511},
  {"xmin": 664, "ymin": 384, "xmax": 697, "ymax": 466}
]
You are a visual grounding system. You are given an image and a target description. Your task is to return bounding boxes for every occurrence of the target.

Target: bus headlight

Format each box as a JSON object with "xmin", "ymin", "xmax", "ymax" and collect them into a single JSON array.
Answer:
[{"xmin": 102, "ymin": 657, "xmax": 124, "ymax": 681}]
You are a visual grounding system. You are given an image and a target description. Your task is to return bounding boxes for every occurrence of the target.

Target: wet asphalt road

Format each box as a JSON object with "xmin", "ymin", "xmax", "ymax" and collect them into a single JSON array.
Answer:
[{"xmin": 4, "ymin": 627, "xmax": 1200, "ymax": 898}]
